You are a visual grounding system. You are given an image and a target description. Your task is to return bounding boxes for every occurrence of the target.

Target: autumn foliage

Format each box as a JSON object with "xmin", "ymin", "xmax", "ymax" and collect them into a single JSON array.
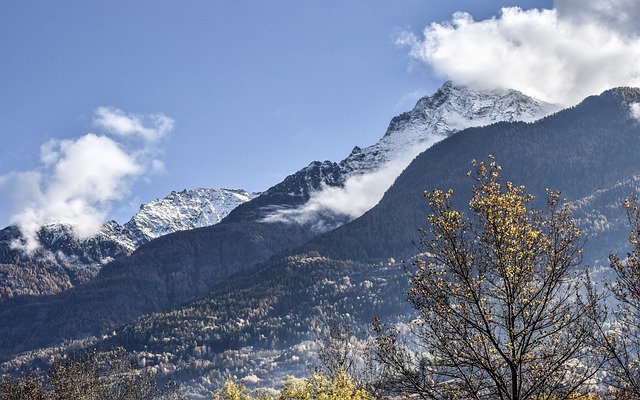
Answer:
[{"xmin": 374, "ymin": 157, "xmax": 601, "ymax": 399}]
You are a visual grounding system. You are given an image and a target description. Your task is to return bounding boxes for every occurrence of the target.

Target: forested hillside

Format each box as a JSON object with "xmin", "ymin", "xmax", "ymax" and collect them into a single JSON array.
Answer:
[{"xmin": 2, "ymin": 88, "xmax": 640, "ymax": 397}]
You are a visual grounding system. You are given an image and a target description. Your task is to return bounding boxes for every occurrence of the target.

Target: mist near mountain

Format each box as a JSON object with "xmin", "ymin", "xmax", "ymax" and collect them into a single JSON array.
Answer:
[
  {"xmin": 0, "ymin": 188, "xmax": 257, "ymax": 301},
  {"xmin": 261, "ymin": 82, "xmax": 555, "ymax": 230},
  {"xmin": 1, "ymin": 108, "xmax": 174, "ymax": 253}
]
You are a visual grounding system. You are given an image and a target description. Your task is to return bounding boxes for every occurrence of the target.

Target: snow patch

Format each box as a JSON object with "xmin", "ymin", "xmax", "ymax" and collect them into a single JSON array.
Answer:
[{"xmin": 630, "ymin": 103, "xmax": 640, "ymax": 122}]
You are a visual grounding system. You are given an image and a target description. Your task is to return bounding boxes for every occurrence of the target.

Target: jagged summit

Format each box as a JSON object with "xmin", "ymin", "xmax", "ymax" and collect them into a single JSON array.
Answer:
[
  {"xmin": 340, "ymin": 81, "xmax": 559, "ymax": 175},
  {"xmin": 253, "ymin": 81, "xmax": 559, "ymax": 228},
  {"xmin": 120, "ymin": 188, "xmax": 258, "ymax": 244},
  {"xmin": 290, "ymin": 81, "xmax": 559, "ymax": 189},
  {"xmin": 0, "ymin": 188, "xmax": 258, "ymax": 299}
]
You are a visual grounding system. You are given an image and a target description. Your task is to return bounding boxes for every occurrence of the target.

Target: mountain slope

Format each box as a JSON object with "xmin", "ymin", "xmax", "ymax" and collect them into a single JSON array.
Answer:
[
  {"xmin": 304, "ymin": 87, "xmax": 640, "ymax": 263},
  {"xmin": 0, "ymin": 82, "xmax": 559, "ymax": 360},
  {"xmin": 37, "ymin": 87, "xmax": 640, "ymax": 396}
]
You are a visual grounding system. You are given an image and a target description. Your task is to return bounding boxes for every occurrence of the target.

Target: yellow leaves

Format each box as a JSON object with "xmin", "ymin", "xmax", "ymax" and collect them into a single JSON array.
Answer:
[
  {"xmin": 214, "ymin": 377, "xmax": 258, "ymax": 400},
  {"xmin": 627, "ymin": 360, "xmax": 640, "ymax": 371},
  {"xmin": 214, "ymin": 370, "xmax": 373, "ymax": 400},
  {"xmin": 408, "ymin": 157, "xmax": 594, "ymax": 400},
  {"xmin": 527, "ymin": 230, "xmax": 541, "ymax": 241}
]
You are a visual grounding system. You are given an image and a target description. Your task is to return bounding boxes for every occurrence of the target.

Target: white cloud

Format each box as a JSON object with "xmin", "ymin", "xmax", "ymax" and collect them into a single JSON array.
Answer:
[
  {"xmin": 93, "ymin": 106, "xmax": 174, "ymax": 143},
  {"xmin": 2, "ymin": 108, "xmax": 174, "ymax": 252},
  {"xmin": 556, "ymin": 0, "xmax": 640, "ymax": 37},
  {"xmin": 400, "ymin": 0, "xmax": 640, "ymax": 106},
  {"xmin": 263, "ymin": 137, "xmax": 444, "ymax": 229}
]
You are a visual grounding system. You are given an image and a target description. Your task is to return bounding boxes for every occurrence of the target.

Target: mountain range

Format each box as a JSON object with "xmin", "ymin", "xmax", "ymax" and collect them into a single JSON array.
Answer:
[
  {"xmin": 2, "ymin": 83, "xmax": 639, "ymax": 397},
  {"xmin": 0, "ymin": 83, "xmax": 554, "ymax": 303},
  {"xmin": 0, "ymin": 188, "xmax": 257, "ymax": 301}
]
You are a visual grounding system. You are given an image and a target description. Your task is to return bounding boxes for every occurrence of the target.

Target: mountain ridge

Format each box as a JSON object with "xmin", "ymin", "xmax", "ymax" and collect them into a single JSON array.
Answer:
[
  {"xmin": 0, "ymin": 188, "xmax": 258, "ymax": 301},
  {"xmin": 0, "ymin": 81, "xmax": 564, "ymax": 361},
  {"xmin": 226, "ymin": 82, "xmax": 556, "ymax": 224},
  {"xmin": 3, "ymin": 86, "xmax": 636, "ymax": 396},
  {"xmin": 103, "ymin": 86, "xmax": 640, "ymax": 394}
]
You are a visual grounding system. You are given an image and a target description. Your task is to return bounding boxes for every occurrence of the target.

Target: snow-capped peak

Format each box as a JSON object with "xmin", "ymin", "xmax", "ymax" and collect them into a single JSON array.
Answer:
[
  {"xmin": 340, "ymin": 81, "xmax": 559, "ymax": 175},
  {"xmin": 123, "ymin": 188, "xmax": 259, "ymax": 244},
  {"xmin": 6, "ymin": 188, "xmax": 259, "ymax": 269},
  {"xmin": 0, "ymin": 187, "xmax": 259, "ymax": 299},
  {"xmin": 260, "ymin": 82, "xmax": 559, "ymax": 231}
]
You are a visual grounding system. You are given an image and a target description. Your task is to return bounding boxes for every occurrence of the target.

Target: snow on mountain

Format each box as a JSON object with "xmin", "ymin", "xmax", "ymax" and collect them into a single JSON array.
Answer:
[
  {"xmin": 339, "ymin": 81, "xmax": 559, "ymax": 175},
  {"xmin": 261, "ymin": 81, "xmax": 559, "ymax": 227},
  {"xmin": 119, "ymin": 188, "xmax": 258, "ymax": 245},
  {"xmin": 0, "ymin": 188, "xmax": 258, "ymax": 299},
  {"xmin": 42, "ymin": 188, "xmax": 260, "ymax": 257}
]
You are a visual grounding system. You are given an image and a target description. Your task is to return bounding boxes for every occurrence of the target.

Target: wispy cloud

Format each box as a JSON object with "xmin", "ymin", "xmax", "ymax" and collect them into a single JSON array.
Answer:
[
  {"xmin": 398, "ymin": 0, "xmax": 640, "ymax": 106},
  {"xmin": 263, "ymin": 137, "xmax": 444, "ymax": 229},
  {"xmin": 93, "ymin": 106, "xmax": 174, "ymax": 143},
  {"xmin": 2, "ymin": 107, "xmax": 175, "ymax": 252}
]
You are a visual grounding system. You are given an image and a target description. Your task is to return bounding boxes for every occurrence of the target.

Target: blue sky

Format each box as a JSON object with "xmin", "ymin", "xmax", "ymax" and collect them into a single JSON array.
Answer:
[{"xmin": 4, "ymin": 0, "xmax": 639, "ymax": 235}]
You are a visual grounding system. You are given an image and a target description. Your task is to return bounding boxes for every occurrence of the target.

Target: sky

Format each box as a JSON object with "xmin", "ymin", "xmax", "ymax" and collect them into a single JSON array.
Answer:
[{"xmin": 2, "ymin": 0, "xmax": 640, "ymax": 246}]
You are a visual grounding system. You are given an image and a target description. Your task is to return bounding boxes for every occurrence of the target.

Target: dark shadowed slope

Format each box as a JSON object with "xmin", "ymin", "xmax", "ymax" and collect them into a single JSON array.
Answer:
[{"xmin": 0, "ymin": 221, "xmax": 314, "ymax": 359}]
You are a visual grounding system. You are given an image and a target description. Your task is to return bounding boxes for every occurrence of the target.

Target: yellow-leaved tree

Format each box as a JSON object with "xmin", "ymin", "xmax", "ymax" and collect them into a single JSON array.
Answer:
[
  {"xmin": 212, "ymin": 369, "xmax": 372, "ymax": 400},
  {"xmin": 374, "ymin": 157, "xmax": 602, "ymax": 400}
]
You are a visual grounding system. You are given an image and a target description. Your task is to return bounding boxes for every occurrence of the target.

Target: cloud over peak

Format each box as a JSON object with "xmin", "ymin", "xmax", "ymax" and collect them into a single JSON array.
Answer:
[
  {"xmin": 3, "ymin": 107, "xmax": 174, "ymax": 252},
  {"xmin": 400, "ymin": 0, "xmax": 640, "ymax": 106}
]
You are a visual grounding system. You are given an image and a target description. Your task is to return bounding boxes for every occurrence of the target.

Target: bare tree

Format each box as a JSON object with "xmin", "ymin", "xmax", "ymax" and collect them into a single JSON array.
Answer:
[
  {"xmin": 315, "ymin": 322, "xmax": 383, "ymax": 396},
  {"xmin": 594, "ymin": 194, "xmax": 640, "ymax": 398},
  {"xmin": 1, "ymin": 348, "xmax": 179, "ymax": 400},
  {"xmin": 49, "ymin": 348, "xmax": 179, "ymax": 400},
  {"xmin": 374, "ymin": 158, "xmax": 602, "ymax": 400}
]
